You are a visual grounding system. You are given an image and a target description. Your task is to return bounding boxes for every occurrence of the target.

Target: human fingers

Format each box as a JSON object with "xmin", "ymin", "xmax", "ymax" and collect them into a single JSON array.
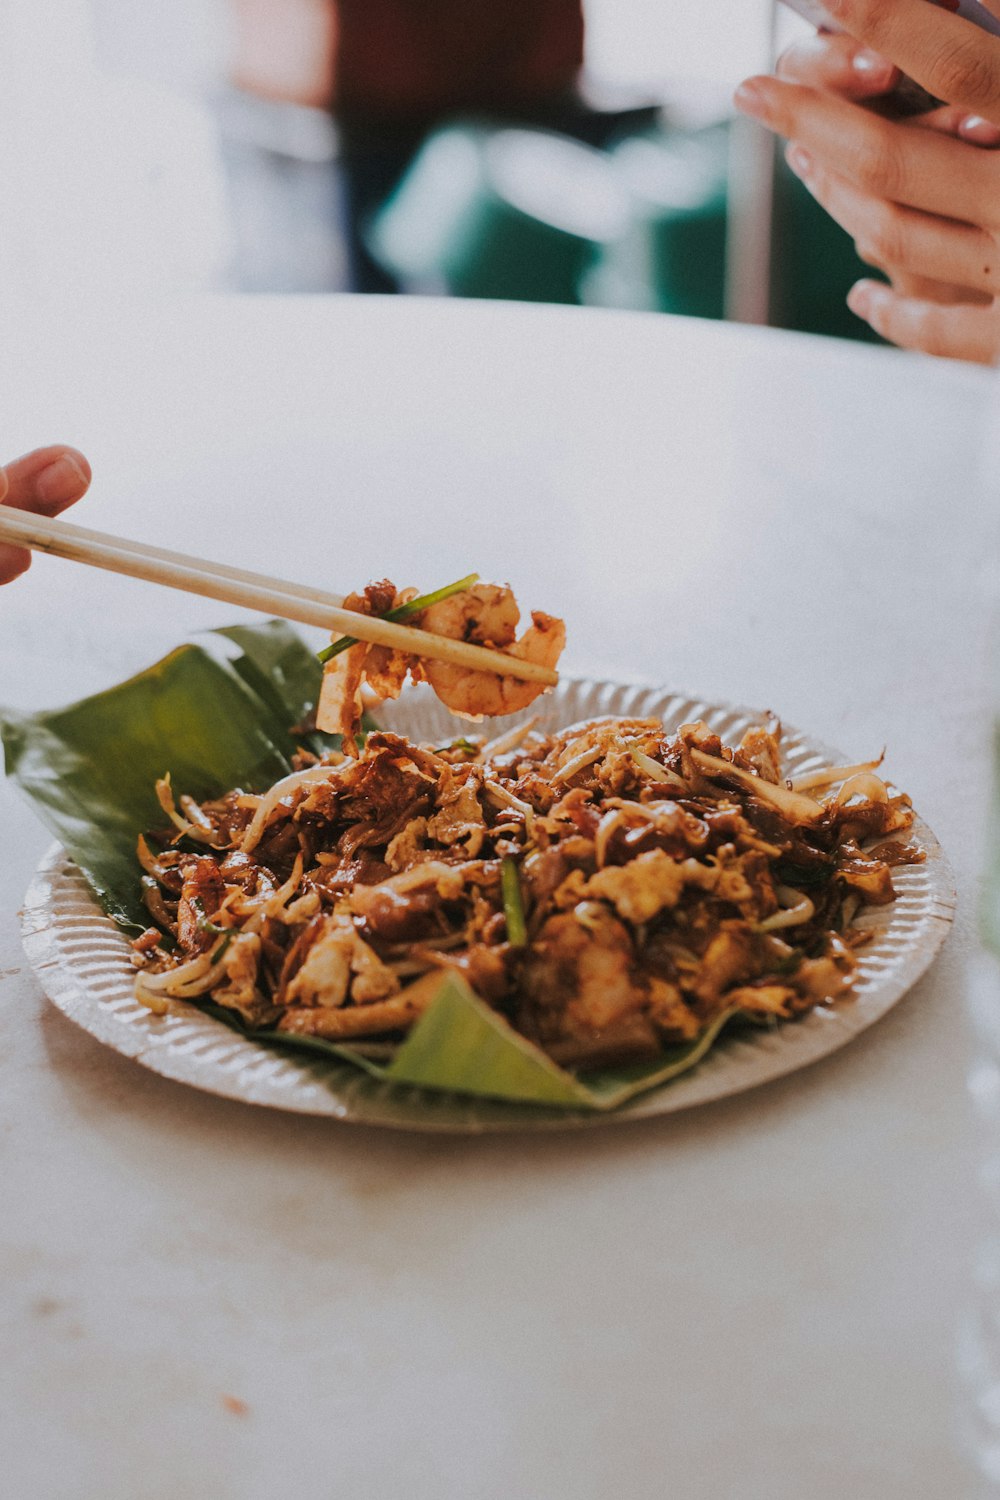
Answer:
[
  {"xmin": 734, "ymin": 76, "xmax": 1000, "ymax": 226},
  {"xmin": 911, "ymin": 103, "xmax": 1000, "ymax": 143},
  {"xmin": 775, "ymin": 30, "xmax": 899, "ymax": 98},
  {"xmin": 846, "ymin": 277, "xmax": 1000, "ymax": 362},
  {"xmin": 820, "ymin": 0, "xmax": 1000, "ymax": 123},
  {"xmin": 1, "ymin": 446, "xmax": 91, "ymax": 511},
  {"xmin": 769, "ymin": 38, "xmax": 1000, "ymax": 142},
  {"xmin": 0, "ymin": 446, "xmax": 91, "ymax": 585},
  {"xmin": 783, "ymin": 141, "xmax": 999, "ymax": 297},
  {"xmin": 890, "ymin": 270, "xmax": 992, "ymax": 304}
]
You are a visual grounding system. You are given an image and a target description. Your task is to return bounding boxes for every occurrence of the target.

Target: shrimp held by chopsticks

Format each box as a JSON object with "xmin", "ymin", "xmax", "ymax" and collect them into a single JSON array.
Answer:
[{"xmin": 316, "ymin": 578, "xmax": 565, "ymax": 747}]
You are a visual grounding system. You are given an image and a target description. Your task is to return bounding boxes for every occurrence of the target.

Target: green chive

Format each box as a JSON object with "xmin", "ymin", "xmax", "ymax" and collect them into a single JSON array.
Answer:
[
  {"xmin": 501, "ymin": 855, "xmax": 528, "ymax": 948},
  {"xmin": 317, "ymin": 573, "xmax": 480, "ymax": 664},
  {"xmin": 192, "ymin": 896, "xmax": 228, "ymax": 938},
  {"xmin": 210, "ymin": 932, "xmax": 234, "ymax": 964}
]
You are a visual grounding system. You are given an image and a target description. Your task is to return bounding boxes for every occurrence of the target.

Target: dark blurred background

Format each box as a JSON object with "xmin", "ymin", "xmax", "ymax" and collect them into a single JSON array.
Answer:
[{"xmin": 0, "ymin": 0, "xmax": 878, "ymax": 343}]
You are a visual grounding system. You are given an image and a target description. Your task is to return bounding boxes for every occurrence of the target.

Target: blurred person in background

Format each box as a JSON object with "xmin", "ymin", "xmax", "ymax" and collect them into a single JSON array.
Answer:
[
  {"xmin": 227, "ymin": 0, "xmax": 588, "ymax": 291},
  {"xmin": 735, "ymin": 0, "xmax": 1000, "ymax": 363},
  {"xmin": 3, "ymin": 6, "xmax": 588, "ymax": 570},
  {"xmin": 17, "ymin": 2, "xmax": 1000, "ymax": 591}
]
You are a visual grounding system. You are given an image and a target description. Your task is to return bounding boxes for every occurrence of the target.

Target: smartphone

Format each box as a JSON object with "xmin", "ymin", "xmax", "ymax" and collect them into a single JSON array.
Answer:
[{"xmin": 778, "ymin": 0, "xmax": 1000, "ymax": 114}]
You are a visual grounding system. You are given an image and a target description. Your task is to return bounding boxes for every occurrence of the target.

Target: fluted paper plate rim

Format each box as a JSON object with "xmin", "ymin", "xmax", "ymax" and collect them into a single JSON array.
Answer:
[{"xmin": 21, "ymin": 677, "xmax": 956, "ymax": 1133}]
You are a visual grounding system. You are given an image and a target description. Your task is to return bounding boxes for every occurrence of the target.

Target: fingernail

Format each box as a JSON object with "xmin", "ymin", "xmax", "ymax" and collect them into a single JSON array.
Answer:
[
  {"xmin": 34, "ymin": 455, "xmax": 89, "ymax": 506},
  {"xmin": 786, "ymin": 145, "xmax": 812, "ymax": 179},
  {"xmin": 959, "ymin": 114, "xmax": 1000, "ymax": 145},
  {"xmin": 852, "ymin": 49, "xmax": 895, "ymax": 86},
  {"xmin": 733, "ymin": 80, "xmax": 773, "ymax": 123},
  {"xmin": 847, "ymin": 281, "xmax": 876, "ymax": 318}
]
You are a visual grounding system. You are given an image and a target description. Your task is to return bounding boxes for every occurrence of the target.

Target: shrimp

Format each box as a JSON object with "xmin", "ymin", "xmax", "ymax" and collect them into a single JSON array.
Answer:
[
  {"xmin": 418, "ymin": 581, "xmax": 566, "ymax": 721},
  {"xmin": 421, "ymin": 581, "xmax": 520, "ymax": 650},
  {"xmin": 318, "ymin": 579, "xmax": 564, "ymax": 739}
]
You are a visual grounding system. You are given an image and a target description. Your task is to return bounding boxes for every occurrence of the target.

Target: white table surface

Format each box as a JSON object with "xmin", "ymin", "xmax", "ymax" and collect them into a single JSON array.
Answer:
[{"xmin": 0, "ymin": 295, "xmax": 993, "ymax": 1500}]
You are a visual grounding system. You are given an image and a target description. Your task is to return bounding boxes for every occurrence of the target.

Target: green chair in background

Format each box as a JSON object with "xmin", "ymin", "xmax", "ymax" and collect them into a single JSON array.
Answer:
[
  {"xmin": 584, "ymin": 125, "xmax": 729, "ymax": 319},
  {"xmin": 366, "ymin": 123, "xmax": 630, "ymax": 304},
  {"xmin": 366, "ymin": 115, "xmax": 882, "ymax": 344}
]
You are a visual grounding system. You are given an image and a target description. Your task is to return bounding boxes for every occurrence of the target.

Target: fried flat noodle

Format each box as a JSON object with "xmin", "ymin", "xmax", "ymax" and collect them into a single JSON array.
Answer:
[{"xmin": 133, "ymin": 716, "xmax": 921, "ymax": 1073}]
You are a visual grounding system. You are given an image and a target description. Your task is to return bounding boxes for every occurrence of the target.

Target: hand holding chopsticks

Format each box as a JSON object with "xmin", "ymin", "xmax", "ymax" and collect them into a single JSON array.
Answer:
[
  {"xmin": 0, "ymin": 446, "xmax": 92, "ymax": 585},
  {"xmin": 0, "ymin": 504, "xmax": 559, "ymax": 689}
]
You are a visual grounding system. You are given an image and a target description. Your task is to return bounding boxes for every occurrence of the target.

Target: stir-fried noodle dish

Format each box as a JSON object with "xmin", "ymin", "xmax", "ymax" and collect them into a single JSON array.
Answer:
[{"xmin": 131, "ymin": 581, "xmax": 923, "ymax": 1075}]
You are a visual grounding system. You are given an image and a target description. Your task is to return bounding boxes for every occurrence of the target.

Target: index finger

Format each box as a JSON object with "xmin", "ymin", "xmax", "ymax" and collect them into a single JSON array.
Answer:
[
  {"xmin": 1, "ymin": 446, "xmax": 92, "ymax": 513},
  {"xmin": 776, "ymin": 30, "xmax": 900, "ymax": 98},
  {"xmin": 824, "ymin": 0, "xmax": 1000, "ymax": 120},
  {"xmin": 0, "ymin": 446, "xmax": 91, "ymax": 585},
  {"xmin": 737, "ymin": 75, "xmax": 1000, "ymax": 225}
]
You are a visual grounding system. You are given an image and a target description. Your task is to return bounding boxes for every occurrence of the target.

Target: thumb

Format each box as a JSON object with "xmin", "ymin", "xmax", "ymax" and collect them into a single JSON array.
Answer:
[{"xmin": 0, "ymin": 465, "xmax": 9, "ymax": 506}]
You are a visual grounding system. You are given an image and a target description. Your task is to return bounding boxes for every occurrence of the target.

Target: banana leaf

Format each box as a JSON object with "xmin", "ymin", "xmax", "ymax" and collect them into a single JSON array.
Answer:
[
  {"xmin": 2, "ymin": 621, "xmax": 740, "ymax": 1111},
  {"xmin": 380, "ymin": 980, "xmax": 739, "ymax": 1109},
  {"xmin": 0, "ymin": 621, "xmax": 323, "ymax": 930}
]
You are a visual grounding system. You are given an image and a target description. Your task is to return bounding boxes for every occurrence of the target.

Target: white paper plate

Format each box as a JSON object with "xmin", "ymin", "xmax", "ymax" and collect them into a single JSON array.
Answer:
[{"xmin": 20, "ymin": 679, "xmax": 956, "ymax": 1133}]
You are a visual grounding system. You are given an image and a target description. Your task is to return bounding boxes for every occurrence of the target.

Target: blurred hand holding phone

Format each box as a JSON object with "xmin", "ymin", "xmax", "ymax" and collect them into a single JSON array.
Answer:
[
  {"xmin": 734, "ymin": 0, "xmax": 1000, "ymax": 362},
  {"xmin": 778, "ymin": 0, "xmax": 1000, "ymax": 113}
]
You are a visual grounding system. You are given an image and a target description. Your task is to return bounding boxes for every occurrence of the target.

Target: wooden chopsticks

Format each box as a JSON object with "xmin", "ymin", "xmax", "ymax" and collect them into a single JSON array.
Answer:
[{"xmin": 0, "ymin": 508, "xmax": 559, "ymax": 687}]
